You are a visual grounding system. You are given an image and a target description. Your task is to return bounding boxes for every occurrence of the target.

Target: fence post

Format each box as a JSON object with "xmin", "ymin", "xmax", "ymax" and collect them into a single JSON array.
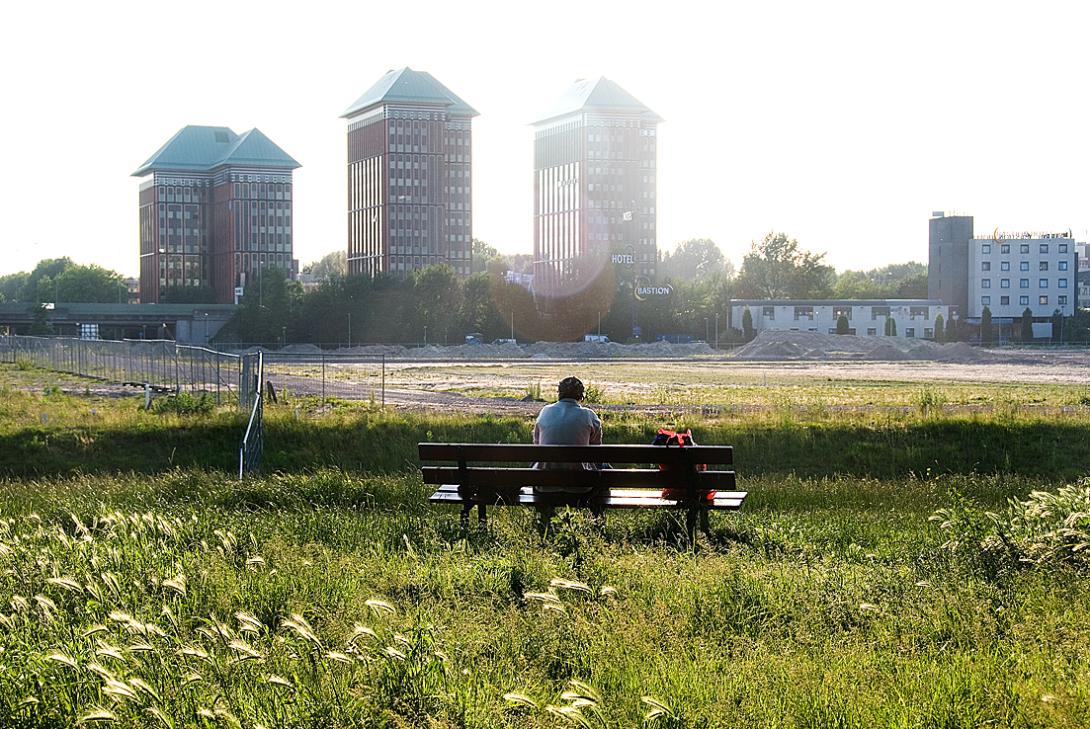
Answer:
[
  {"xmin": 381, "ymin": 355, "xmax": 385, "ymax": 408},
  {"xmin": 321, "ymin": 353, "xmax": 326, "ymax": 404}
]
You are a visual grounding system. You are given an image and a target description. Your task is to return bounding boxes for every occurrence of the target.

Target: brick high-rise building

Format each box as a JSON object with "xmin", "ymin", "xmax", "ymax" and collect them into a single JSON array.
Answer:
[
  {"xmin": 343, "ymin": 68, "xmax": 477, "ymax": 277},
  {"xmin": 532, "ymin": 77, "xmax": 662, "ymax": 293},
  {"xmin": 133, "ymin": 126, "xmax": 300, "ymax": 304}
]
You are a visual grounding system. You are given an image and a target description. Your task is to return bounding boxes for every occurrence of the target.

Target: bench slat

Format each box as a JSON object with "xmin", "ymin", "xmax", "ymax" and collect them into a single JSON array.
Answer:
[
  {"xmin": 418, "ymin": 443, "xmax": 733, "ymax": 466},
  {"xmin": 421, "ymin": 466, "xmax": 736, "ymax": 490},
  {"xmin": 428, "ymin": 488, "xmax": 747, "ymax": 511}
]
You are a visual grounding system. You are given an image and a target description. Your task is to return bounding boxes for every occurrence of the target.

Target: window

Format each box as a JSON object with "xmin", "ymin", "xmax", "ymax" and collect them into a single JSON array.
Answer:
[
  {"xmin": 1020, "ymin": 295, "xmax": 1029, "ymax": 306},
  {"xmin": 982, "ymin": 261, "xmax": 991, "ymax": 271},
  {"xmin": 1039, "ymin": 295, "xmax": 1049, "ymax": 305},
  {"xmin": 1040, "ymin": 243, "xmax": 1049, "ymax": 254},
  {"xmin": 980, "ymin": 296, "xmax": 990, "ymax": 306},
  {"xmin": 1020, "ymin": 278, "xmax": 1030, "ymax": 288},
  {"xmin": 866, "ymin": 328, "xmax": 877, "ymax": 336},
  {"xmin": 1020, "ymin": 261, "xmax": 1030, "ymax": 271},
  {"xmin": 870, "ymin": 306, "xmax": 890, "ymax": 320},
  {"xmin": 1000, "ymin": 279, "xmax": 1010, "ymax": 288},
  {"xmin": 925, "ymin": 328, "xmax": 934, "ymax": 339},
  {"xmin": 981, "ymin": 279, "xmax": 991, "ymax": 289},
  {"xmin": 1059, "ymin": 295, "xmax": 1068, "ymax": 306},
  {"xmin": 1000, "ymin": 261, "xmax": 1010, "ymax": 271},
  {"xmin": 910, "ymin": 306, "xmax": 929, "ymax": 319},
  {"xmin": 1020, "ymin": 243, "xmax": 1030, "ymax": 254},
  {"xmin": 1059, "ymin": 243, "xmax": 1068, "ymax": 253},
  {"xmin": 1058, "ymin": 260, "xmax": 1068, "ymax": 271},
  {"xmin": 1058, "ymin": 278, "xmax": 1068, "ymax": 288},
  {"xmin": 1000, "ymin": 296, "xmax": 1010, "ymax": 305},
  {"xmin": 1039, "ymin": 279, "xmax": 1049, "ymax": 288},
  {"xmin": 1001, "ymin": 243, "xmax": 1010, "ymax": 254},
  {"xmin": 1040, "ymin": 261, "xmax": 1049, "ymax": 271},
  {"xmin": 793, "ymin": 306, "xmax": 813, "ymax": 321},
  {"xmin": 982, "ymin": 243, "xmax": 991, "ymax": 254},
  {"xmin": 906, "ymin": 328, "xmax": 916, "ymax": 338},
  {"xmin": 833, "ymin": 307, "xmax": 852, "ymax": 320},
  {"xmin": 762, "ymin": 306, "xmax": 775, "ymax": 319}
]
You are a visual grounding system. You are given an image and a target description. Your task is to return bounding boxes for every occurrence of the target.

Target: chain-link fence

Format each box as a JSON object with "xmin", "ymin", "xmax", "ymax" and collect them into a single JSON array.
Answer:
[
  {"xmin": 263, "ymin": 353, "xmax": 385, "ymax": 405},
  {"xmin": 6, "ymin": 335, "xmax": 241, "ymax": 405}
]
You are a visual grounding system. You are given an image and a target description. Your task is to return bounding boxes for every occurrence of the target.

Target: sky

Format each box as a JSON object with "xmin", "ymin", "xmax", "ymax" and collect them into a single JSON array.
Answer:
[{"xmin": 2, "ymin": 0, "xmax": 1088, "ymax": 279}]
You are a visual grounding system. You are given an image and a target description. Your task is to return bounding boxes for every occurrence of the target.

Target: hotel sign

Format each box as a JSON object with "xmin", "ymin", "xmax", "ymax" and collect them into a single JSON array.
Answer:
[{"xmin": 634, "ymin": 276, "xmax": 672, "ymax": 301}]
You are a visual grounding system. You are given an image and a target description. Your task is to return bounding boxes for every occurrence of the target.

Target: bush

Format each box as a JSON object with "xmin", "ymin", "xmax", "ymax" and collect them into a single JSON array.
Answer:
[
  {"xmin": 931, "ymin": 480, "xmax": 1090, "ymax": 572},
  {"xmin": 150, "ymin": 392, "xmax": 215, "ymax": 415}
]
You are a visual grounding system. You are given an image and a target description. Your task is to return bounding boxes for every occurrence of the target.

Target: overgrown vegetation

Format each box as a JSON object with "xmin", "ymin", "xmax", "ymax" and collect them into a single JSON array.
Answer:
[{"xmin": 1, "ymin": 366, "xmax": 1089, "ymax": 726}]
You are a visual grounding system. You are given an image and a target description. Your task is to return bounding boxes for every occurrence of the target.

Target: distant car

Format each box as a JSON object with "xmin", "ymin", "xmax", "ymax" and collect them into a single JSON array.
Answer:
[
  {"xmin": 465, "ymin": 333, "xmax": 484, "ymax": 345},
  {"xmin": 583, "ymin": 334, "xmax": 610, "ymax": 343},
  {"xmin": 493, "ymin": 338, "xmax": 517, "ymax": 345}
]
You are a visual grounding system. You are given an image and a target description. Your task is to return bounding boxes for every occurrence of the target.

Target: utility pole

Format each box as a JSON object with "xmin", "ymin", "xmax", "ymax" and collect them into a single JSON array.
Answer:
[
  {"xmin": 510, "ymin": 311, "xmax": 515, "ymax": 341},
  {"xmin": 715, "ymin": 312, "xmax": 720, "ymax": 349},
  {"xmin": 346, "ymin": 312, "xmax": 351, "ymax": 348},
  {"xmin": 598, "ymin": 311, "xmax": 601, "ymax": 338}
]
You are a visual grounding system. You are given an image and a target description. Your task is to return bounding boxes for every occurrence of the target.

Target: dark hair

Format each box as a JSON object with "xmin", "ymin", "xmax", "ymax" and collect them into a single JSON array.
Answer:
[{"xmin": 558, "ymin": 376, "xmax": 584, "ymax": 400}]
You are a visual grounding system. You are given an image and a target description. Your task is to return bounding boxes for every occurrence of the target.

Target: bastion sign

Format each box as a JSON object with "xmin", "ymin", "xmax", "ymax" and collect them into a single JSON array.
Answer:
[{"xmin": 634, "ymin": 278, "xmax": 672, "ymax": 301}]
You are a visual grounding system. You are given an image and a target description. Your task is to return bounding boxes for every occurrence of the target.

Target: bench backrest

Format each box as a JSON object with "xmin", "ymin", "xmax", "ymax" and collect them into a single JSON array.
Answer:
[{"xmin": 418, "ymin": 443, "xmax": 732, "ymax": 467}]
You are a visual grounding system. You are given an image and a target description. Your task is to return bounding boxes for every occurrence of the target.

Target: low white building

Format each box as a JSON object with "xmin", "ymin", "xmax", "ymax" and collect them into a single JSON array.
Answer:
[
  {"xmin": 966, "ymin": 233, "xmax": 1077, "ymax": 333},
  {"xmin": 730, "ymin": 300, "xmax": 952, "ymax": 339}
]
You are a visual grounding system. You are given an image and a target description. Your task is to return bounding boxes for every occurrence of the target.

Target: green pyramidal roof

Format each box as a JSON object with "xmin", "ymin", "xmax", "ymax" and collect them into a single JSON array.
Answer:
[
  {"xmin": 534, "ymin": 76, "xmax": 662, "ymax": 125},
  {"xmin": 133, "ymin": 125, "xmax": 300, "ymax": 176},
  {"xmin": 342, "ymin": 67, "xmax": 478, "ymax": 119}
]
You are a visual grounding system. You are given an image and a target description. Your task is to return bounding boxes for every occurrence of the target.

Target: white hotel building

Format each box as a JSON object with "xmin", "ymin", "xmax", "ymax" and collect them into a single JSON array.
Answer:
[
  {"xmin": 729, "ymin": 300, "xmax": 952, "ymax": 339},
  {"xmin": 966, "ymin": 233, "xmax": 1077, "ymax": 335}
]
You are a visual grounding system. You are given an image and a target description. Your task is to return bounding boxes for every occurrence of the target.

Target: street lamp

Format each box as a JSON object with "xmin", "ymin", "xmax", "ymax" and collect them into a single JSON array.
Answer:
[
  {"xmin": 423, "ymin": 326, "xmax": 428, "ymax": 347},
  {"xmin": 704, "ymin": 317, "xmax": 709, "ymax": 343}
]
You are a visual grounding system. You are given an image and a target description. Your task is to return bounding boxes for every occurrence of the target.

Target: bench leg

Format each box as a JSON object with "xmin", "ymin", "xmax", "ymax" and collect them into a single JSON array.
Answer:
[
  {"xmin": 478, "ymin": 504, "xmax": 488, "ymax": 527},
  {"xmin": 686, "ymin": 508, "xmax": 697, "ymax": 544},
  {"xmin": 460, "ymin": 504, "xmax": 472, "ymax": 530},
  {"xmin": 535, "ymin": 505, "xmax": 555, "ymax": 537}
]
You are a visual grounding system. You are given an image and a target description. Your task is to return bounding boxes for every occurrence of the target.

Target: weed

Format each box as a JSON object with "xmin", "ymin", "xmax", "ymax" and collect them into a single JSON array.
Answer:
[{"xmin": 150, "ymin": 392, "xmax": 215, "ymax": 416}]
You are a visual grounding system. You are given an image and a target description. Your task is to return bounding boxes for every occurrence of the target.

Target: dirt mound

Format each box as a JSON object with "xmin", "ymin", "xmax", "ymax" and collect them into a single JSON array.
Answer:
[{"xmin": 731, "ymin": 331, "xmax": 999, "ymax": 363}]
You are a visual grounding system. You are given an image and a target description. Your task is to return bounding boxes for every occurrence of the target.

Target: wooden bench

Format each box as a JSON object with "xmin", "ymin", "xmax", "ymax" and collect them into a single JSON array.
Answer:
[{"xmin": 419, "ymin": 443, "xmax": 744, "ymax": 538}]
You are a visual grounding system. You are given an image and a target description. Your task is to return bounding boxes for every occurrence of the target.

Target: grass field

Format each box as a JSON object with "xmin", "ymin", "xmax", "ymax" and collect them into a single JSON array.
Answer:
[{"xmin": 1, "ymin": 364, "xmax": 1089, "ymax": 727}]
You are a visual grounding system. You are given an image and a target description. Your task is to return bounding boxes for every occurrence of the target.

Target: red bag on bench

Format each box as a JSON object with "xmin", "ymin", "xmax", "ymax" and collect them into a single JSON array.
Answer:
[{"xmin": 652, "ymin": 428, "xmax": 714, "ymax": 501}]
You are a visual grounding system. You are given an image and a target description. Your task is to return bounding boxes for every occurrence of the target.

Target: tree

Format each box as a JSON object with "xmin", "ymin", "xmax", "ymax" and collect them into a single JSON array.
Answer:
[
  {"xmin": 161, "ymin": 285, "xmax": 217, "ymax": 304},
  {"xmin": 1020, "ymin": 307, "xmax": 1034, "ymax": 342},
  {"xmin": 1052, "ymin": 309, "xmax": 1064, "ymax": 344},
  {"xmin": 235, "ymin": 268, "xmax": 301, "ymax": 344},
  {"xmin": 741, "ymin": 307, "xmax": 754, "ymax": 342},
  {"xmin": 29, "ymin": 304, "xmax": 53, "ymax": 335},
  {"xmin": 460, "ymin": 272, "xmax": 501, "ymax": 336},
  {"xmin": 412, "ymin": 264, "xmax": 462, "ymax": 344},
  {"xmin": 21, "ymin": 258, "xmax": 73, "ymax": 302},
  {"xmin": 54, "ymin": 264, "xmax": 127, "ymax": 303},
  {"xmin": 471, "ymin": 239, "xmax": 500, "ymax": 274},
  {"xmin": 833, "ymin": 262, "xmax": 927, "ymax": 299},
  {"xmin": 884, "ymin": 316, "xmax": 897, "ymax": 336},
  {"xmin": 0, "ymin": 272, "xmax": 28, "ymax": 302},
  {"xmin": 303, "ymin": 251, "xmax": 346, "ymax": 280},
  {"xmin": 980, "ymin": 306, "xmax": 993, "ymax": 345},
  {"xmin": 836, "ymin": 314, "xmax": 850, "ymax": 335},
  {"xmin": 734, "ymin": 232, "xmax": 833, "ymax": 299},
  {"xmin": 660, "ymin": 239, "xmax": 732, "ymax": 283},
  {"xmin": 934, "ymin": 313, "xmax": 945, "ymax": 342}
]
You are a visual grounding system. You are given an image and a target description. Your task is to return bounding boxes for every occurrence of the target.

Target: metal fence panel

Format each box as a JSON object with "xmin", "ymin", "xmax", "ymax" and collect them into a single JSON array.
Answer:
[{"xmin": 6, "ymin": 335, "xmax": 241, "ymax": 405}]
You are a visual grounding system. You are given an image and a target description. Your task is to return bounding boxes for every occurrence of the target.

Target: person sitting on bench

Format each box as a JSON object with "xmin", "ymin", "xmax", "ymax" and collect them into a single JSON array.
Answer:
[{"xmin": 533, "ymin": 376, "xmax": 608, "ymax": 521}]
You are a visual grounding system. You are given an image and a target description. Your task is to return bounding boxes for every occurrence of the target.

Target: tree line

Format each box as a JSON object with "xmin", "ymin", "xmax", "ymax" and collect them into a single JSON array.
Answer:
[{"xmin": 219, "ymin": 232, "xmax": 935, "ymax": 346}]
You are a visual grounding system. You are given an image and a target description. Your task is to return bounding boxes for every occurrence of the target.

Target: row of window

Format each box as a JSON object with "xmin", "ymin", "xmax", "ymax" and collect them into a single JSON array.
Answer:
[
  {"xmin": 981, "ymin": 242, "xmax": 1070, "ymax": 254},
  {"xmin": 983, "ymin": 260, "xmax": 1069, "ymax": 271},
  {"xmin": 981, "ymin": 295, "xmax": 1068, "ymax": 307},
  {"xmin": 772, "ymin": 306, "xmax": 934, "ymax": 321},
  {"xmin": 982, "ymin": 278, "xmax": 1069, "ymax": 289}
]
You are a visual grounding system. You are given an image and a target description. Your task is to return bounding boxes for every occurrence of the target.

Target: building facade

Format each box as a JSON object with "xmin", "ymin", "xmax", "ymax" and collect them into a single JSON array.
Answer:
[
  {"xmin": 731, "ymin": 300, "xmax": 951, "ymax": 339},
  {"xmin": 532, "ymin": 77, "xmax": 661, "ymax": 293},
  {"xmin": 342, "ymin": 68, "xmax": 477, "ymax": 278},
  {"xmin": 927, "ymin": 212, "xmax": 974, "ymax": 317},
  {"xmin": 134, "ymin": 126, "xmax": 300, "ymax": 304},
  {"xmin": 965, "ymin": 233, "xmax": 1077, "ymax": 331}
]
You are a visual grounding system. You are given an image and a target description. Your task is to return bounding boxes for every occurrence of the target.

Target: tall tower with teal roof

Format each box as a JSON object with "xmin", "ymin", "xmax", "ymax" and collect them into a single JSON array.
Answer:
[
  {"xmin": 133, "ymin": 126, "xmax": 300, "ymax": 304},
  {"xmin": 342, "ymin": 68, "xmax": 478, "ymax": 278}
]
